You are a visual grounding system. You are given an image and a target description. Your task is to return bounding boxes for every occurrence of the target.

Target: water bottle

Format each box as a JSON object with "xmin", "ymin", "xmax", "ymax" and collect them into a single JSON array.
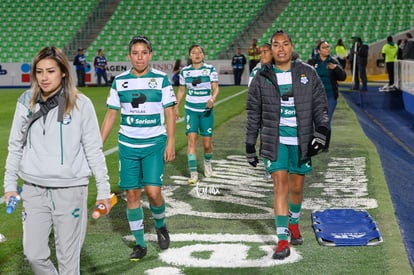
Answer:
[
  {"xmin": 92, "ymin": 193, "xmax": 118, "ymax": 219},
  {"xmin": 6, "ymin": 186, "xmax": 22, "ymax": 214}
]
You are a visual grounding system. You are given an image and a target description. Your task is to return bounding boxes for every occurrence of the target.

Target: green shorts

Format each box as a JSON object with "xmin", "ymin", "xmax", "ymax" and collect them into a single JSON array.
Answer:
[
  {"xmin": 263, "ymin": 143, "xmax": 312, "ymax": 174},
  {"xmin": 118, "ymin": 141, "xmax": 166, "ymax": 190},
  {"xmin": 185, "ymin": 108, "xmax": 214, "ymax": 136}
]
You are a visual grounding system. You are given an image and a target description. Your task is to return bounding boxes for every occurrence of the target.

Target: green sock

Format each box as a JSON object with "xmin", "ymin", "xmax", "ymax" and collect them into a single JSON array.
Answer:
[
  {"xmin": 289, "ymin": 202, "xmax": 302, "ymax": 225},
  {"xmin": 275, "ymin": 215, "xmax": 289, "ymax": 241},
  {"xmin": 188, "ymin": 153, "xmax": 197, "ymax": 172},
  {"xmin": 204, "ymin": 153, "xmax": 213, "ymax": 161},
  {"xmin": 127, "ymin": 206, "xmax": 146, "ymax": 247},
  {"xmin": 150, "ymin": 202, "xmax": 166, "ymax": 229}
]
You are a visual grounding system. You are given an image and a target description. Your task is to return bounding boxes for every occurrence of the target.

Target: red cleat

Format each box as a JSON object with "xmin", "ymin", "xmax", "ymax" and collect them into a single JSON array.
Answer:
[
  {"xmin": 288, "ymin": 223, "xmax": 303, "ymax": 245},
  {"xmin": 272, "ymin": 240, "xmax": 291, "ymax": 260}
]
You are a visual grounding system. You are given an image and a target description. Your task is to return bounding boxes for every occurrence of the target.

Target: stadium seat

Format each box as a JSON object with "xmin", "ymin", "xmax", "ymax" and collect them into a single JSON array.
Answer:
[
  {"xmin": 2, "ymin": 0, "xmax": 413, "ymax": 63},
  {"xmin": 81, "ymin": 0, "xmax": 268, "ymax": 62},
  {"xmin": 0, "ymin": 0, "xmax": 98, "ymax": 62},
  {"xmin": 258, "ymin": 0, "xmax": 414, "ymax": 59}
]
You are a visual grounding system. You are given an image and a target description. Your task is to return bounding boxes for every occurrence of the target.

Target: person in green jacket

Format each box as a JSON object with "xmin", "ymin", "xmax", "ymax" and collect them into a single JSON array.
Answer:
[{"xmin": 308, "ymin": 41, "xmax": 347, "ymax": 128}]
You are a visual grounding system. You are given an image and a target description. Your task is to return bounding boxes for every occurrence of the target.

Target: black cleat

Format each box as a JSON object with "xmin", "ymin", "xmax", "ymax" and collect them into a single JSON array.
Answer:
[
  {"xmin": 272, "ymin": 240, "xmax": 291, "ymax": 260},
  {"xmin": 129, "ymin": 245, "xmax": 147, "ymax": 261},
  {"xmin": 156, "ymin": 225, "xmax": 170, "ymax": 250}
]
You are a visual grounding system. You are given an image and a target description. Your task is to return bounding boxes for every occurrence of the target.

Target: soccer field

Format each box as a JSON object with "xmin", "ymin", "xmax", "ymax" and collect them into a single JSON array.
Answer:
[{"xmin": 0, "ymin": 86, "xmax": 411, "ymax": 274}]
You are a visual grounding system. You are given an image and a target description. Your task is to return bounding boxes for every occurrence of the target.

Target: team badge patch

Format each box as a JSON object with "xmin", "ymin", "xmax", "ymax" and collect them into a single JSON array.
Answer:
[
  {"xmin": 148, "ymin": 78, "xmax": 157, "ymax": 89},
  {"xmin": 62, "ymin": 114, "xmax": 71, "ymax": 125},
  {"xmin": 300, "ymin": 74, "xmax": 309, "ymax": 84}
]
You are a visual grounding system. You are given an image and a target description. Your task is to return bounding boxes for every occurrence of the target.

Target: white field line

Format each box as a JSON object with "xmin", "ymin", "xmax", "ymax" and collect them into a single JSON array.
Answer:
[{"xmin": 103, "ymin": 89, "xmax": 247, "ymax": 156}]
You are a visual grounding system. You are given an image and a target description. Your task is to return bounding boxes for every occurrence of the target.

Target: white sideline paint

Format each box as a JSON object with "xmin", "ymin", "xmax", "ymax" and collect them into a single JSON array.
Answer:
[
  {"xmin": 164, "ymin": 156, "xmax": 274, "ymax": 219},
  {"xmin": 124, "ymin": 233, "xmax": 302, "ymax": 268},
  {"xmin": 157, "ymin": 155, "xmax": 377, "ymax": 220},
  {"xmin": 131, "ymin": 155, "xmax": 375, "ymax": 270},
  {"xmin": 303, "ymin": 157, "xmax": 378, "ymax": 210},
  {"xmin": 160, "ymin": 244, "xmax": 300, "ymax": 267},
  {"xmin": 145, "ymin": 267, "xmax": 184, "ymax": 275}
]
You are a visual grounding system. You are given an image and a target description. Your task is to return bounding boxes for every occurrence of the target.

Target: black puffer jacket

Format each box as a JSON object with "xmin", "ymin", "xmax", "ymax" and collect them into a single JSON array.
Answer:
[{"xmin": 246, "ymin": 60, "xmax": 329, "ymax": 161}]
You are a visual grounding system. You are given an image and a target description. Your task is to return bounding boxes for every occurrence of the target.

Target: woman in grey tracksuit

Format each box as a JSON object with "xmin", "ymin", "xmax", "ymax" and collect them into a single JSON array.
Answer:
[
  {"xmin": 3, "ymin": 46, "xmax": 111, "ymax": 275},
  {"xmin": 245, "ymin": 30, "xmax": 329, "ymax": 260}
]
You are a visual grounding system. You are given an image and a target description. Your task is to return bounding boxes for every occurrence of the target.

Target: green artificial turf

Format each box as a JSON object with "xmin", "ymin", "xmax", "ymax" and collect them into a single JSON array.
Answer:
[{"xmin": 0, "ymin": 87, "xmax": 410, "ymax": 274}]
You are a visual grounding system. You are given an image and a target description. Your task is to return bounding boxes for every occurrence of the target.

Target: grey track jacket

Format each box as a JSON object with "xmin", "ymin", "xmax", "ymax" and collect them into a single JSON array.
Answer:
[
  {"xmin": 246, "ymin": 60, "xmax": 329, "ymax": 161},
  {"xmin": 4, "ymin": 90, "xmax": 110, "ymax": 200}
]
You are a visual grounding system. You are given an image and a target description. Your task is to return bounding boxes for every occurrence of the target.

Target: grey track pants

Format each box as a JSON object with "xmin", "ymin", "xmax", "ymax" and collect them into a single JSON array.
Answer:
[{"xmin": 21, "ymin": 183, "xmax": 88, "ymax": 275}]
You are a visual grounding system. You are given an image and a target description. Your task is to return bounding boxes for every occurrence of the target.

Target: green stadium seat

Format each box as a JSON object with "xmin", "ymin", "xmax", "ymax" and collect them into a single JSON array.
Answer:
[
  {"xmin": 259, "ymin": 0, "xmax": 414, "ymax": 60},
  {"xmin": 83, "ymin": 0, "xmax": 269, "ymax": 61},
  {"xmin": 3, "ymin": 0, "xmax": 412, "ymax": 63},
  {"xmin": 0, "ymin": 0, "xmax": 99, "ymax": 62}
]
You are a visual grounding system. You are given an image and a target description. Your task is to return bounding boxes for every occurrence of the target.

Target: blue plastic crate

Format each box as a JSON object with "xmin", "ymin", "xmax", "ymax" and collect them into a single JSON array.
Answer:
[{"xmin": 311, "ymin": 208, "xmax": 383, "ymax": 246}]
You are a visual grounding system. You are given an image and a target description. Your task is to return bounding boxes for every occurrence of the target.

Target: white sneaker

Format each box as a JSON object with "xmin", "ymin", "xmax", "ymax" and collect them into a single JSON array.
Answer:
[
  {"xmin": 379, "ymin": 86, "xmax": 390, "ymax": 92},
  {"xmin": 264, "ymin": 171, "xmax": 272, "ymax": 181},
  {"xmin": 204, "ymin": 160, "xmax": 213, "ymax": 177},
  {"xmin": 188, "ymin": 172, "xmax": 199, "ymax": 184}
]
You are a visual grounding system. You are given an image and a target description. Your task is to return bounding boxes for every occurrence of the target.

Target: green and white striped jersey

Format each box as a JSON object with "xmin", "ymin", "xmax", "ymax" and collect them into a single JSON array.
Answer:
[
  {"xmin": 107, "ymin": 68, "xmax": 176, "ymax": 147},
  {"xmin": 248, "ymin": 62, "xmax": 262, "ymax": 87},
  {"xmin": 274, "ymin": 66, "xmax": 298, "ymax": 145},
  {"xmin": 179, "ymin": 63, "xmax": 218, "ymax": 112}
]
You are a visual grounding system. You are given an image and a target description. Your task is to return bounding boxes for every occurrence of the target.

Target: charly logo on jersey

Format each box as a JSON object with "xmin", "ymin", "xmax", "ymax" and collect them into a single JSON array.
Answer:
[
  {"xmin": 148, "ymin": 78, "xmax": 157, "ymax": 89},
  {"xmin": 300, "ymin": 74, "xmax": 309, "ymax": 84},
  {"xmin": 72, "ymin": 208, "xmax": 80, "ymax": 218}
]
